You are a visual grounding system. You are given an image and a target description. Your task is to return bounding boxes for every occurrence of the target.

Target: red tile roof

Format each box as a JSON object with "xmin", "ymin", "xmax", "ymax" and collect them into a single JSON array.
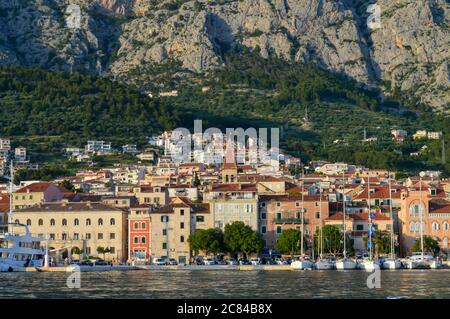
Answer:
[
  {"xmin": 15, "ymin": 182, "xmax": 56, "ymax": 193},
  {"xmin": 210, "ymin": 183, "xmax": 257, "ymax": 192},
  {"xmin": 429, "ymin": 200, "xmax": 450, "ymax": 214},
  {"xmin": 326, "ymin": 212, "xmax": 390, "ymax": 221},
  {"xmin": 0, "ymin": 194, "xmax": 9, "ymax": 213}
]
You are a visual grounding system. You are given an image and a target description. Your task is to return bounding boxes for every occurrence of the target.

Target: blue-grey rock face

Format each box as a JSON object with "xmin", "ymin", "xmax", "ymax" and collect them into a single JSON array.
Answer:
[{"xmin": 0, "ymin": 0, "xmax": 448, "ymax": 111}]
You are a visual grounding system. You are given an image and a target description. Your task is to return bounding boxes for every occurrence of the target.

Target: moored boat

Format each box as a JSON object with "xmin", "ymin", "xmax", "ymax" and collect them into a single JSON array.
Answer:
[
  {"xmin": 357, "ymin": 258, "xmax": 379, "ymax": 271},
  {"xmin": 335, "ymin": 258, "xmax": 357, "ymax": 270},
  {"xmin": 315, "ymin": 258, "xmax": 335, "ymax": 270},
  {"xmin": 0, "ymin": 223, "xmax": 47, "ymax": 272},
  {"xmin": 382, "ymin": 258, "xmax": 402, "ymax": 270},
  {"xmin": 291, "ymin": 258, "xmax": 314, "ymax": 270}
]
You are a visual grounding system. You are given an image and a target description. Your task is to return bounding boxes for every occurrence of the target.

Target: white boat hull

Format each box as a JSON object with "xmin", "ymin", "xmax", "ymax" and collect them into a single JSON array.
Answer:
[
  {"xmin": 315, "ymin": 260, "xmax": 335, "ymax": 270},
  {"xmin": 335, "ymin": 259, "xmax": 357, "ymax": 270},
  {"xmin": 358, "ymin": 261, "xmax": 379, "ymax": 271},
  {"xmin": 291, "ymin": 260, "xmax": 314, "ymax": 270},
  {"xmin": 382, "ymin": 260, "xmax": 402, "ymax": 270}
]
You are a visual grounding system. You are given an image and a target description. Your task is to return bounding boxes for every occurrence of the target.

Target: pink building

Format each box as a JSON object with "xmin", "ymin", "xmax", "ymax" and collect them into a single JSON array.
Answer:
[{"xmin": 259, "ymin": 194, "xmax": 330, "ymax": 250}]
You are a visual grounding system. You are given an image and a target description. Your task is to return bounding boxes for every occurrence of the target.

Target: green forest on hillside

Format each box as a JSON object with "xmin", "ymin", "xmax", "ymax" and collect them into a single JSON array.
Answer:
[{"xmin": 0, "ymin": 49, "xmax": 448, "ymax": 178}]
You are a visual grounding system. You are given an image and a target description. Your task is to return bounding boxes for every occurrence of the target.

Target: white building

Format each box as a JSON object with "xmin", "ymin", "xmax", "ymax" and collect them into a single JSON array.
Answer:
[
  {"xmin": 14, "ymin": 147, "xmax": 27, "ymax": 162},
  {"xmin": 85, "ymin": 141, "xmax": 112, "ymax": 154}
]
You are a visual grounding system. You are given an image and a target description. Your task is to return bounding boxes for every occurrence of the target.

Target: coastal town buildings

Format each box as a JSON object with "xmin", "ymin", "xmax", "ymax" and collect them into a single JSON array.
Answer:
[{"xmin": 11, "ymin": 202, "xmax": 128, "ymax": 261}]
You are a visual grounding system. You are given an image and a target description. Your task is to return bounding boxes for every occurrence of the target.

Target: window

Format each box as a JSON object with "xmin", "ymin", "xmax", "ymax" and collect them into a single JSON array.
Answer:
[
  {"xmin": 86, "ymin": 247, "xmax": 91, "ymax": 255},
  {"xmin": 162, "ymin": 243, "xmax": 167, "ymax": 249},
  {"xmin": 161, "ymin": 215, "xmax": 169, "ymax": 223},
  {"xmin": 277, "ymin": 202, "xmax": 281, "ymax": 207},
  {"xmin": 109, "ymin": 247, "xmax": 115, "ymax": 254},
  {"xmin": 26, "ymin": 219, "xmax": 31, "ymax": 226},
  {"xmin": 134, "ymin": 236, "xmax": 139, "ymax": 244},
  {"xmin": 162, "ymin": 229, "xmax": 167, "ymax": 236},
  {"xmin": 296, "ymin": 202, "xmax": 300, "ymax": 207},
  {"xmin": 276, "ymin": 226, "xmax": 282, "ymax": 234},
  {"xmin": 110, "ymin": 218, "xmax": 115, "ymax": 226},
  {"xmin": 432, "ymin": 222, "xmax": 439, "ymax": 232},
  {"xmin": 196, "ymin": 216, "xmax": 205, "ymax": 222},
  {"xmin": 180, "ymin": 209, "xmax": 185, "ymax": 216},
  {"xmin": 409, "ymin": 204, "xmax": 423, "ymax": 217},
  {"xmin": 261, "ymin": 202, "xmax": 266, "ymax": 207},
  {"xmin": 261, "ymin": 226, "xmax": 267, "ymax": 234},
  {"xmin": 180, "ymin": 236, "xmax": 184, "ymax": 243},
  {"xmin": 134, "ymin": 222, "xmax": 139, "ymax": 229},
  {"xmin": 14, "ymin": 219, "xmax": 19, "ymax": 224},
  {"xmin": 374, "ymin": 199, "xmax": 380, "ymax": 206},
  {"xmin": 430, "ymin": 189, "xmax": 437, "ymax": 196},
  {"xmin": 443, "ymin": 222, "xmax": 449, "ymax": 231},
  {"xmin": 276, "ymin": 212, "xmax": 281, "ymax": 220},
  {"xmin": 49, "ymin": 234, "xmax": 55, "ymax": 240},
  {"xmin": 141, "ymin": 237, "xmax": 146, "ymax": 244},
  {"xmin": 356, "ymin": 224, "xmax": 364, "ymax": 231},
  {"xmin": 74, "ymin": 219, "xmax": 79, "ymax": 226},
  {"xmin": 73, "ymin": 233, "xmax": 79, "ymax": 240},
  {"xmin": 315, "ymin": 212, "xmax": 320, "ymax": 219},
  {"xmin": 38, "ymin": 219, "xmax": 43, "ymax": 226},
  {"xmin": 62, "ymin": 233, "xmax": 67, "ymax": 241},
  {"xmin": 141, "ymin": 223, "xmax": 146, "ymax": 230},
  {"xmin": 86, "ymin": 218, "xmax": 91, "ymax": 226},
  {"xmin": 98, "ymin": 218, "xmax": 103, "ymax": 226},
  {"xmin": 409, "ymin": 222, "xmax": 415, "ymax": 232},
  {"xmin": 261, "ymin": 212, "xmax": 266, "ymax": 220},
  {"xmin": 86, "ymin": 233, "xmax": 91, "ymax": 240},
  {"xmin": 110, "ymin": 233, "xmax": 115, "ymax": 240},
  {"xmin": 98, "ymin": 233, "xmax": 103, "ymax": 240},
  {"xmin": 180, "ymin": 222, "xmax": 184, "ymax": 229},
  {"xmin": 50, "ymin": 219, "xmax": 55, "ymax": 226}
]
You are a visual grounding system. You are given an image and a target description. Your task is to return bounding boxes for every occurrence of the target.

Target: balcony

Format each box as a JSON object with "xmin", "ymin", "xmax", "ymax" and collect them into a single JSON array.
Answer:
[{"xmin": 273, "ymin": 218, "xmax": 307, "ymax": 224}]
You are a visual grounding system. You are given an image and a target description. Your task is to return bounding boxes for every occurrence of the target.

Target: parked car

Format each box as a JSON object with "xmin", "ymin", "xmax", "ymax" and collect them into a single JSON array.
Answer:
[
  {"xmin": 203, "ymin": 258, "xmax": 216, "ymax": 265},
  {"xmin": 70, "ymin": 260, "xmax": 81, "ymax": 265},
  {"xmin": 194, "ymin": 257, "xmax": 204, "ymax": 265},
  {"xmin": 250, "ymin": 258, "xmax": 261, "ymax": 265},
  {"xmin": 265, "ymin": 259, "xmax": 277, "ymax": 265},
  {"xmin": 275, "ymin": 258, "xmax": 288, "ymax": 265},
  {"xmin": 227, "ymin": 259, "xmax": 238, "ymax": 265},
  {"xmin": 216, "ymin": 260, "xmax": 227, "ymax": 265},
  {"xmin": 80, "ymin": 260, "xmax": 94, "ymax": 266},
  {"xmin": 168, "ymin": 258, "xmax": 178, "ymax": 265},
  {"xmin": 93, "ymin": 259, "xmax": 108, "ymax": 266},
  {"xmin": 239, "ymin": 259, "xmax": 251, "ymax": 265},
  {"xmin": 153, "ymin": 257, "xmax": 168, "ymax": 266}
]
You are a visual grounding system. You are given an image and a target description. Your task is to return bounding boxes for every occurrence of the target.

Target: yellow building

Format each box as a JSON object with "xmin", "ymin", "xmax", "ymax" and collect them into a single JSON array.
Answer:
[
  {"xmin": 150, "ymin": 197, "xmax": 212, "ymax": 264},
  {"xmin": 11, "ymin": 202, "xmax": 128, "ymax": 261},
  {"xmin": 12, "ymin": 182, "xmax": 64, "ymax": 210}
]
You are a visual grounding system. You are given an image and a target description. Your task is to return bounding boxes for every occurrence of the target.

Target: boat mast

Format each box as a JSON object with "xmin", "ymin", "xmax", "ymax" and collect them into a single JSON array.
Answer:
[
  {"xmin": 8, "ymin": 160, "xmax": 13, "ymax": 225},
  {"xmin": 342, "ymin": 170, "xmax": 347, "ymax": 259},
  {"xmin": 419, "ymin": 177, "xmax": 424, "ymax": 259},
  {"xmin": 319, "ymin": 184, "xmax": 323, "ymax": 259},
  {"xmin": 368, "ymin": 174, "xmax": 373, "ymax": 261},
  {"xmin": 388, "ymin": 172, "xmax": 395, "ymax": 260},
  {"xmin": 300, "ymin": 179, "xmax": 304, "ymax": 258}
]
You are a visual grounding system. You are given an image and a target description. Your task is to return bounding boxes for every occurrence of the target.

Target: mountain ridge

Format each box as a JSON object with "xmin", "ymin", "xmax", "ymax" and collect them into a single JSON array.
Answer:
[{"xmin": 0, "ymin": 0, "xmax": 448, "ymax": 112}]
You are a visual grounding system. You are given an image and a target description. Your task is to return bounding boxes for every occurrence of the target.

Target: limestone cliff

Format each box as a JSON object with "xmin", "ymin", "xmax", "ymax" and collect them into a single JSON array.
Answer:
[{"xmin": 0, "ymin": 0, "xmax": 448, "ymax": 111}]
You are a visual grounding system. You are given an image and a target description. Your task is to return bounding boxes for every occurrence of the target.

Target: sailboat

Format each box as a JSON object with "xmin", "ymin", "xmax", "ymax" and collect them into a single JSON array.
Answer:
[
  {"xmin": 357, "ymin": 175, "xmax": 379, "ymax": 271},
  {"xmin": 382, "ymin": 172, "xmax": 402, "ymax": 270},
  {"xmin": 407, "ymin": 177, "xmax": 440, "ymax": 269},
  {"xmin": 315, "ymin": 185, "xmax": 334, "ymax": 270},
  {"xmin": 291, "ymin": 180, "xmax": 314, "ymax": 270},
  {"xmin": 335, "ymin": 172, "xmax": 357, "ymax": 270}
]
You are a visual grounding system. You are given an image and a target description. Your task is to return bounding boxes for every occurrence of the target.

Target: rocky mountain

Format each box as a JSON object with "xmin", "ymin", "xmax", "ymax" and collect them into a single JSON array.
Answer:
[{"xmin": 0, "ymin": 0, "xmax": 448, "ymax": 112}]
